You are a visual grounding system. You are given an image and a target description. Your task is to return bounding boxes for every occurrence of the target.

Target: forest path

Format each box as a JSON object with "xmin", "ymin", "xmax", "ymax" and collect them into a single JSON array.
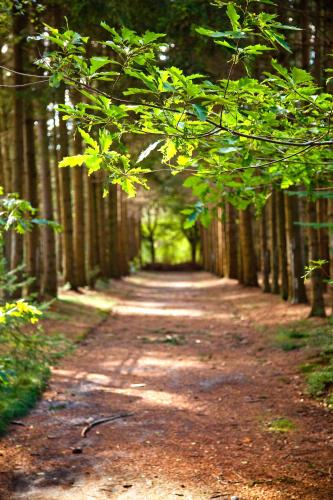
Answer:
[{"xmin": 0, "ymin": 271, "xmax": 332, "ymax": 500}]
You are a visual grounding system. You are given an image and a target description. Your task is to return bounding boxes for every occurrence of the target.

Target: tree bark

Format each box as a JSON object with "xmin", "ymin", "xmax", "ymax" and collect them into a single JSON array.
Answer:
[
  {"xmin": 307, "ymin": 199, "xmax": 326, "ymax": 317},
  {"xmin": 58, "ymin": 87, "xmax": 77, "ymax": 289},
  {"xmin": 108, "ymin": 184, "xmax": 121, "ymax": 278},
  {"xmin": 10, "ymin": 5, "xmax": 25, "ymax": 285},
  {"xmin": 276, "ymin": 190, "xmax": 288, "ymax": 300},
  {"xmin": 95, "ymin": 173, "xmax": 108, "ymax": 277},
  {"xmin": 71, "ymin": 101, "xmax": 86, "ymax": 286},
  {"xmin": 239, "ymin": 207, "xmax": 258, "ymax": 286},
  {"xmin": 260, "ymin": 203, "xmax": 271, "ymax": 293},
  {"xmin": 285, "ymin": 191, "xmax": 308, "ymax": 304},
  {"xmin": 270, "ymin": 189, "xmax": 279, "ymax": 294},
  {"xmin": 87, "ymin": 174, "xmax": 98, "ymax": 288},
  {"xmin": 38, "ymin": 103, "xmax": 57, "ymax": 297},
  {"xmin": 24, "ymin": 97, "xmax": 40, "ymax": 294},
  {"xmin": 328, "ymin": 198, "xmax": 333, "ymax": 315},
  {"xmin": 225, "ymin": 202, "xmax": 238, "ymax": 278}
]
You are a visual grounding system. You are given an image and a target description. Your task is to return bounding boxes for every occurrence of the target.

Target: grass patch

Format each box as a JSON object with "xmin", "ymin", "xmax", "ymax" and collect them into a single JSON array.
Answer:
[
  {"xmin": 0, "ymin": 363, "xmax": 50, "ymax": 434},
  {"xmin": 276, "ymin": 327, "xmax": 309, "ymax": 351},
  {"xmin": 276, "ymin": 318, "xmax": 333, "ymax": 408},
  {"xmin": 267, "ymin": 417, "xmax": 296, "ymax": 433},
  {"xmin": 307, "ymin": 365, "xmax": 333, "ymax": 408}
]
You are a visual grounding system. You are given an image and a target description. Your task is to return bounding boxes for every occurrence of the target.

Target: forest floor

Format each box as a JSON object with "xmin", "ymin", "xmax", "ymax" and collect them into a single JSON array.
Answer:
[{"xmin": 0, "ymin": 271, "xmax": 332, "ymax": 500}]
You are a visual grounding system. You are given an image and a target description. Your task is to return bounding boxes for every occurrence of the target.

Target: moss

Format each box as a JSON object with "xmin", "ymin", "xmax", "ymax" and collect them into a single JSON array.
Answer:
[
  {"xmin": 307, "ymin": 364, "xmax": 333, "ymax": 408},
  {"xmin": 267, "ymin": 418, "xmax": 296, "ymax": 433}
]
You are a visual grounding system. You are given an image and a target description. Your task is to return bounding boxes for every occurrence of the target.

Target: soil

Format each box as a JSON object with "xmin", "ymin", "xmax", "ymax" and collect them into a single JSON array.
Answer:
[{"xmin": 0, "ymin": 271, "xmax": 332, "ymax": 500}]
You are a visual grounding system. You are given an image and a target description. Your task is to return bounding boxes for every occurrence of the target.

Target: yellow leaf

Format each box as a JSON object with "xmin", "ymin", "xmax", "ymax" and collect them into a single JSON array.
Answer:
[
  {"xmin": 163, "ymin": 140, "xmax": 177, "ymax": 161},
  {"xmin": 177, "ymin": 155, "xmax": 190, "ymax": 166}
]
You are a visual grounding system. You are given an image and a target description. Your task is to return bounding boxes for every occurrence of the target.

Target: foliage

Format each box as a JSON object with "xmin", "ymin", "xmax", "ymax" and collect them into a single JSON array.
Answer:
[
  {"xmin": 36, "ymin": 1, "xmax": 333, "ymax": 224},
  {"xmin": 141, "ymin": 206, "xmax": 192, "ymax": 264},
  {"xmin": 0, "ymin": 364, "xmax": 49, "ymax": 434},
  {"xmin": 0, "ymin": 187, "xmax": 66, "ymax": 433},
  {"xmin": 302, "ymin": 259, "xmax": 330, "ymax": 283}
]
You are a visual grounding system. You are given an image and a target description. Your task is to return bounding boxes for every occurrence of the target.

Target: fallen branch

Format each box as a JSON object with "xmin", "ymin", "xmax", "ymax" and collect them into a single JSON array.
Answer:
[{"xmin": 81, "ymin": 412, "xmax": 134, "ymax": 438}]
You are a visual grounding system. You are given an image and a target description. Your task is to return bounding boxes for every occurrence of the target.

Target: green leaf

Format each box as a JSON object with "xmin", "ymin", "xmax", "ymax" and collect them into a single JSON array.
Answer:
[
  {"xmin": 183, "ymin": 176, "xmax": 201, "ymax": 188},
  {"xmin": 271, "ymin": 32, "xmax": 291, "ymax": 53},
  {"xmin": 115, "ymin": 177, "xmax": 136, "ymax": 198},
  {"xmin": 49, "ymin": 73, "xmax": 62, "ymax": 88},
  {"xmin": 192, "ymin": 104, "xmax": 208, "ymax": 121},
  {"xmin": 215, "ymin": 40, "xmax": 237, "ymax": 51},
  {"xmin": 59, "ymin": 155, "xmax": 88, "ymax": 168},
  {"xmin": 142, "ymin": 31, "xmax": 165, "ymax": 44},
  {"xmin": 244, "ymin": 44, "xmax": 272, "ymax": 55},
  {"xmin": 291, "ymin": 67, "xmax": 313, "ymax": 84},
  {"xmin": 99, "ymin": 129, "xmax": 113, "ymax": 153},
  {"xmin": 271, "ymin": 59, "xmax": 289, "ymax": 79},
  {"xmin": 86, "ymin": 155, "xmax": 102, "ymax": 173},
  {"xmin": 226, "ymin": 3, "xmax": 240, "ymax": 31},
  {"xmin": 78, "ymin": 128, "xmax": 99, "ymax": 150},
  {"xmin": 89, "ymin": 56, "xmax": 110, "ymax": 75},
  {"xmin": 196, "ymin": 27, "xmax": 246, "ymax": 39}
]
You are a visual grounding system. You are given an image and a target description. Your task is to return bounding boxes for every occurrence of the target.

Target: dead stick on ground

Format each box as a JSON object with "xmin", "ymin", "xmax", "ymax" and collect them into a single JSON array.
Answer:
[
  {"xmin": 11, "ymin": 421, "xmax": 26, "ymax": 427},
  {"xmin": 81, "ymin": 412, "xmax": 134, "ymax": 438}
]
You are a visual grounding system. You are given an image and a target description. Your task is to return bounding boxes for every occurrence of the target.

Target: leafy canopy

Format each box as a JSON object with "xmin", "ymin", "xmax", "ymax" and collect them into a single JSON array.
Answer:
[{"xmin": 36, "ymin": 0, "xmax": 333, "ymax": 221}]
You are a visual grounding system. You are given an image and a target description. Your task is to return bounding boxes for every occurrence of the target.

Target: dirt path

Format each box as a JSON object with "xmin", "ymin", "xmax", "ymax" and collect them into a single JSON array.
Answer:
[{"xmin": 0, "ymin": 272, "xmax": 332, "ymax": 500}]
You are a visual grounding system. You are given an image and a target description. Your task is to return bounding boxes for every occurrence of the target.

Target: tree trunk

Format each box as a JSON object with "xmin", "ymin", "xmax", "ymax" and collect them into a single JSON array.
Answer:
[
  {"xmin": 285, "ymin": 191, "xmax": 308, "ymax": 303},
  {"xmin": 10, "ymin": 6, "xmax": 25, "ymax": 285},
  {"xmin": 108, "ymin": 184, "xmax": 121, "ymax": 278},
  {"xmin": 328, "ymin": 198, "xmax": 333, "ymax": 315},
  {"xmin": 52, "ymin": 111, "xmax": 63, "ymax": 274},
  {"xmin": 24, "ymin": 98, "xmax": 40, "ymax": 294},
  {"xmin": 95, "ymin": 173, "xmax": 108, "ymax": 278},
  {"xmin": 71, "ymin": 106, "xmax": 86, "ymax": 286},
  {"xmin": 270, "ymin": 189, "xmax": 279, "ymax": 294},
  {"xmin": 58, "ymin": 87, "xmax": 77, "ymax": 289},
  {"xmin": 307, "ymin": 200, "xmax": 326, "ymax": 317},
  {"xmin": 313, "ymin": 0, "xmax": 322, "ymax": 84},
  {"xmin": 87, "ymin": 175, "xmax": 98, "ymax": 288},
  {"xmin": 119, "ymin": 190, "xmax": 129, "ymax": 275},
  {"xmin": 38, "ymin": 104, "xmax": 58, "ymax": 297},
  {"xmin": 260, "ymin": 203, "xmax": 271, "ymax": 293},
  {"xmin": 317, "ymin": 197, "xmax": 330, "ymax": 287},
  {"xmin": 277, "ymin": 190, "xmax": 289, "ymax": 300},
  {"xmin": 149, "ymin": 236, "xmax": 156, "ymax": 264},
  {"xmin": 225, "ymin": 202, "xmax": 238, "ymax": 278},
  {"xmin": 239, "ymin": 207, "xmax": 258, "ymax": 286}
]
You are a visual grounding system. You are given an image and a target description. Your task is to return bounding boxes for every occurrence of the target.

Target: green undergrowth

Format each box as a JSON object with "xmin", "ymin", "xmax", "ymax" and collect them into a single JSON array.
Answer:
[
  {"xmin": 0, "ymin": 287, "xmax": 114, "ymax": 434},
  {"xmin": 276, "ymin": 318, "xmax": 333, "ymax": 408},
  {"xmin": 0, "ymin": 364, "xmax": 50, "ymax": 434},
  {"xmin": 267, "ymin": 417, "xmax": 296, "ymax": 433}
]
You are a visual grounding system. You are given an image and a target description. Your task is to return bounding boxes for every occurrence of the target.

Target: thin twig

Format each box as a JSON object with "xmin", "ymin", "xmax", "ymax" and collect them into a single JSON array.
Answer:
[
  {"xmin": 81, "ymin": 412, "xmax": 134, "ymax": 438},
  {"xmin": 0, "ymin": 64, "xmax": 47, "ymax": 78},
  {"xmin": 0, "ymin": 80, "xmax": 49, "ymax": 88}
]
